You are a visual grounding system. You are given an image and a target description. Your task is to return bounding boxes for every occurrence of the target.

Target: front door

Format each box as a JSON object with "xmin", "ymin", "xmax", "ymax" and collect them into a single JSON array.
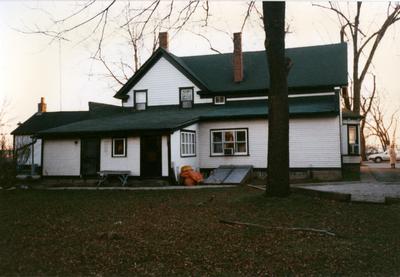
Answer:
[
  {"xmin": 140, "ymin": 135, "xmax": 162, "ymax": 178},
  {"xmin": 81, "ymin": 138, "xmax": 100, "ymax": 177}
]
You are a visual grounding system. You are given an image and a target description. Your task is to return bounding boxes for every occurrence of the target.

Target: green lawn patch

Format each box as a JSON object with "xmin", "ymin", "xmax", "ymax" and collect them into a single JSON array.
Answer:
[{"xmin": 1, "ymin": 187, "xmax": 399, "ymax": 276}]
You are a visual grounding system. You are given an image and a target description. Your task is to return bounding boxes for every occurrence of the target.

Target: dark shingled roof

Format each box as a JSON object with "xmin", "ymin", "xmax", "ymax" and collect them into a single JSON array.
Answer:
[
  {"xmin": 38, "ymin": 95, "xmax": 339, "ymax": 137},
  {"xmin": 11, "ymin": 102, "xmax": 125, "ymax": 136},
  {"xmin": 180, "ymin": 43, "xmax": 347, "ymax": 94},
  {"xmin": 114, "ymin": 43, "xmax": 348, "ymax": 99},
  {"xmin": 11, "ymin": 111, "xmax": 90, "ymax": 135}
]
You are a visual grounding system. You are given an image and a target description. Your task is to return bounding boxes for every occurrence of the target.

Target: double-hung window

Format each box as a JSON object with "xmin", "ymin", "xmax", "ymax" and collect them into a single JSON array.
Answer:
[
  {"xmin": 181, "ymin": 131, "xmax": 196, "ymax": 157},
  {"xmin": 134, "ymin": 90, "xmax": 147, "ymax": 110},
  {"xmin": 211, "ymin": 129, "xmax": 248, "ymax": 156},
  {"xmin": 112, "ymin": 138, "xmax": 127, "ymax": 157},
  {"xmin": 180, "ymin": 87, "xmax": 194, "ymax": 108},
  {"xmin": 348, "ymin": 125, "xmax": 359, "ymax": 155}
]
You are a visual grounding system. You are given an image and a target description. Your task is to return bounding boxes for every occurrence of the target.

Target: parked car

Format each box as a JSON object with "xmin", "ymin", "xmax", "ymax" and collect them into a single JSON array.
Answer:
[{"xmin": 368, "ymin": 151, "xmax": 399, "ymax": 163}]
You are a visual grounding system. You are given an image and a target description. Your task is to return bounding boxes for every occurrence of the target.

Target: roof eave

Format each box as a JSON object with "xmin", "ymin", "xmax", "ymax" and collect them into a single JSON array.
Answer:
[
  {"xmin": 38, "ymin": 128, "xmax": 174, "ymax": 139},
  {"xmin": 197, "ymin": 84, "xmax": 348, "ymax": 98}
]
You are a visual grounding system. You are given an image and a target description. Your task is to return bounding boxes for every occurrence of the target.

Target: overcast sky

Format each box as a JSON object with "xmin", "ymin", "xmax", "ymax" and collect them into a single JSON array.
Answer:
[{"xmin": 0, "ymin": 1, "xmax": 399, "ymax": 143}]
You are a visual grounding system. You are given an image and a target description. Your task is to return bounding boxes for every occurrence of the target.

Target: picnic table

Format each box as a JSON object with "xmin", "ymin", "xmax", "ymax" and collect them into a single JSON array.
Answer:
[{"xmin": 97, "ymin": 170, "xmax": 131, "ymax": 187}]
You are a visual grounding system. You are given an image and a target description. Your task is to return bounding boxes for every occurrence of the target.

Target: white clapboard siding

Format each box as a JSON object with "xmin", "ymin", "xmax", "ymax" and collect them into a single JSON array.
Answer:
[
  {"xmin": 14, "ymin": 136, "xmax": 42, "ymax": 166},
  {"xmin": 199, "ymin": 117, "xmax": 341, "ymax": 169},
  {"xmin": 289, "ymin": 118, "xmax": 341, "ymax": 168},
  {"xmin": 100, "ymin": 137, "xmax": 140, "ymax": 176},
  {"xmin": 122, "ymin": 57, "xmax": 212, "ymax": 107},
  {"xmin": 170, "ymin": 123, "xmax": 200, "ymax": 179},
  {"xmin": 43, "ymin": 139, "xmax": 81, "ymax": 176}
]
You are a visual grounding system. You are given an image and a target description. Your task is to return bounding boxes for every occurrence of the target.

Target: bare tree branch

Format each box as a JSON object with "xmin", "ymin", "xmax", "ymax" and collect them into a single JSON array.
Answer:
[
  {"xmin": 188, "ymin": 31, "xmax": 221, "ymax": 54},
  {"xmin": 240, "ymin": 1, "xmax": 255, "ymax": 32}
]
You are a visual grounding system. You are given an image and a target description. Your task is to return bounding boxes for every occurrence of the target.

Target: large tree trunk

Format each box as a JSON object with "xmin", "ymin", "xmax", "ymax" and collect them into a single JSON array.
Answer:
[
  {"xmin": 263, "ymin": 1, "xmax": 290, "ymax": 197},
  {"xmin": 360, "ymin": 120, "xmax": 367, "ymax": 161}
]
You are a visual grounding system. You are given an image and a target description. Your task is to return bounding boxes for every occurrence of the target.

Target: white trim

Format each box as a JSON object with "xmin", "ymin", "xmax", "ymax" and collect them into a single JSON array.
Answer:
[
  {"xmin": 214, "ymin": 96, "xmax": 226, "ymax": 105},
  {"xmin": 112, "ymin": 138, "xmax": 126, "ymax": 157},
  {"xmin": 289, "ymin": 92, "xmax": 335, "ymax": 98},
  {"xmin": 227, "ymin": 96, "xmax": 267, "ymax": 101},
  {"xmin": 210, "ymin": 129, "xmax": 248, "ymax": 156},
  {"xmin": 181, "ymin": 131, "xmax": 196, "ymax": 157},
  {"xmin": 226, "ymin": 92, "xmax": 335, "ymax": 102}
]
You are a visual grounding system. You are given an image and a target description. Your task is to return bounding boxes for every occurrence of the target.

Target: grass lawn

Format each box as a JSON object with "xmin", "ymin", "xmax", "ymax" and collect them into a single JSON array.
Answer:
[{"xmin": 1, "ymin": 187, "xmax": 400, "ymax": 276}]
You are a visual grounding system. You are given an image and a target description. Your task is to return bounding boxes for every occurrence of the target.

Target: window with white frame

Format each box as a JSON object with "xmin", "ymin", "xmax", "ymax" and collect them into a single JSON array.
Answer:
[
  {"xmin": 214, "ymin": 96, "xmax": 225, "ymax": 105},
  {"xmin": 211, "ymin": 129, "xmax": 248, "ymax": 156},
  {"xmin": 180, "ymin": 87, "xmax": 193, "ymax": 108},
  {"xmin": 134, "ymin": 90, "xmax": 147, "ymax": 110},
  {"xmin": 348, "ymin": 125, "xmax": 359, "ymax": 155},
  {"xmin": 112, "ymin": 138, "xmax": 126, "ymax": 157},
  {"xmin": 181, "ymin": 131, "xmax": 196, "ymax": 157}
]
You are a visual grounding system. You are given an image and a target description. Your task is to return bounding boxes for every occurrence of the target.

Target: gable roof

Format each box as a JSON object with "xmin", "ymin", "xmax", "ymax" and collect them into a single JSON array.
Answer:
[
  {"xmin": 114, "ymin": 43, "xmax": 348, "ymax": 99},
  {"xmin": 114, "ymin": 48, "xmax": 208, "ymax": 99},
  {"xmin": 38, "ymin": 94, "xmax": 339, "ymax": 137}
]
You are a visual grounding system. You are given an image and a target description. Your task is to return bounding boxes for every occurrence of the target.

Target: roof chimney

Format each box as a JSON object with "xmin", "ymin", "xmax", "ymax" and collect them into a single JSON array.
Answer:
[
  {"xmin": 233, "ymin": 32, "xmax": 243, "ymax": 83},
  {"xmin": 159, "ymin": 32, "xmax": 169, "ymax": 50},
  {"xmin": 38, "ymin": 97, "xmax": 47, "ymax": 113}
]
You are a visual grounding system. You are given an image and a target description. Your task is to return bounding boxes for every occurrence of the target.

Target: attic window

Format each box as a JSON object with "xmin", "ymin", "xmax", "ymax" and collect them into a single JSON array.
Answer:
[
  {"xmin": 180, "ymin": 87, "xmax": 193, "ymax": 108},
  {"xmin": 134, "ymin": 90, "xmax": 147, "ymax": 110},
  {"xmin": 214, "ymin": 96, "xmax": 225, "ymax": 105}
]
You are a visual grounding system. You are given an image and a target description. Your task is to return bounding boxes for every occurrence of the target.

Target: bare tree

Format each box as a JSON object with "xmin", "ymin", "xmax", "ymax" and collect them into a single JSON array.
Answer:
[
  {"xmin": 0, "ymin": 99, "xmax": 11, "ymax": 133},
  {"xmin": 359, "ymin": 74, "xmax": 377, "ymax": 160},
  {"xmin": 314, "ymin": 2, "xmax": 400, "ymax": 159},
  {"xmin": 18, "ymin": 1, "xmax": 263, "ymax": 91},
  {"xmin": 0, "ymin": 99, "xmax": 15, "ymax": 187},
  {"xmin": 17, "ymin": 1, "xmax": 213, "ymax": 90},
  {"xmin": 263, "ymin": 1, "xmax": 290, "ymax": 197},
  {"xmin": 365, "ymin": 95, "xmax": 399, "ymax": 151}
]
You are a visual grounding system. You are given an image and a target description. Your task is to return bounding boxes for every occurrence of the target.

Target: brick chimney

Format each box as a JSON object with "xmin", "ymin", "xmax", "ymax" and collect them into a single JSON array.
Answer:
[
  {"xmin": 38, "ymin": 97, "xmax": 47, "ymax": 113},
  {"xmin": 233, "ymin": 32, "xmax": 243, "ymax": 83},
  {"xmin": 159, "ymin": 32, "xmax": 169, "ymax": 50}
]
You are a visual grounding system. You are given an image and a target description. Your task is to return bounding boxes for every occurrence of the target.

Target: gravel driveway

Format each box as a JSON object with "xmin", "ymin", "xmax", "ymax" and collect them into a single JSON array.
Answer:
[{"xmin": 294, "ymin": 163, "xmax": 400, "ymax": 203}]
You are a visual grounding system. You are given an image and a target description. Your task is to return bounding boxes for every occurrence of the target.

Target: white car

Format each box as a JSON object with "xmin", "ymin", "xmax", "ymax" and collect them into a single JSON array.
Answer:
[{"xmin": 368, "ymin": 151, "xmax": 399, "ymax": 163}]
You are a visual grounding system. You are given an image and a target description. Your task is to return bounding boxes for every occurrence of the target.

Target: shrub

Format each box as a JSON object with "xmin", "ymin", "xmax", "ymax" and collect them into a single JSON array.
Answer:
[{"xmin": 0, "ymin": 156, "xmax": 16, "ymax": 188}]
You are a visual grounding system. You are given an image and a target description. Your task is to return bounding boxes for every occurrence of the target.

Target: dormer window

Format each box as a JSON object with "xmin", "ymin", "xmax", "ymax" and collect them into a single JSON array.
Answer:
[
  {"xmin": 214, "ymin": 96, "xmax": 225, "ymax": 105},
  {"xmin": 180, "ymin": 87, "xmax": 193, "ymax": 108},
  {"xmin": 134, "ymin": 90, "xmax": 147, "ymax": 110}
]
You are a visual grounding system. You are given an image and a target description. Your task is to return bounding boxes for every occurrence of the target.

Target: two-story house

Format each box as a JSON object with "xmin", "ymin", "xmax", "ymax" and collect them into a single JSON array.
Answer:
[{"xmin": 12, "ymin": 32, "xmax": 362, "ymax": 183}]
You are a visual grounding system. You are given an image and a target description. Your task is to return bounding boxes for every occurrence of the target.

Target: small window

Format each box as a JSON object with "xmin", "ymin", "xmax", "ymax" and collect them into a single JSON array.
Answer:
[
  {"xmin": 181, "ymin": 131, "xmax": 196, "ymax": 157},
  {"xmin": 112, "ymin": 138, "xmax": 126, "ymax": 157},
  {"xmin": 348, "ymin": 125, "xmax": 359, "ymax": 155},
  {"xmin": 134, "ymin": 90, "xmax": 147, "ymax": 110},
  {"xmin": 180, "ymin": 87, "xmax": 193, "ymax": 108},
  {"xmin": 211, "ymin": 129, "xmax": 248, "ymax": 156},
  {"xmin": 214, "ymin": 96, "xmax": 225, "ymax": 105}
]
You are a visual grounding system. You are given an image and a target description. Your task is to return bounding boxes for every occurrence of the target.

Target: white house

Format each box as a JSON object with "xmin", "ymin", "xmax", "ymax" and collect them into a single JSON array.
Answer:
[{"xmin": 12, "ymin": 32, "xmax": 361, "ymax": 182}]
